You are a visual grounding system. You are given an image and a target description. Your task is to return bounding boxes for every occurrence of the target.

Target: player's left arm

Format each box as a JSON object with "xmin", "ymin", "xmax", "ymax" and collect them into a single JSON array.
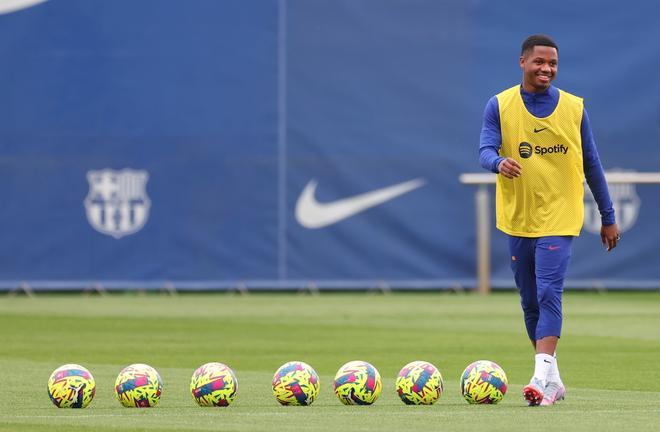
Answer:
[{"xmin": 581, "ymin": 107, "xmax": 620, "ymax": 251}]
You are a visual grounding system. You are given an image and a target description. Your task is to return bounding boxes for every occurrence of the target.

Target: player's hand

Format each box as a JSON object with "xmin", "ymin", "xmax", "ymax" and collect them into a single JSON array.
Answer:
[
  {"xmin": 497, "ymin": 157, "xmax": 522, "ymax": 179},
  {"xmin": 601, "ymin": 224, "xmax": 620, "ymax": 252}
]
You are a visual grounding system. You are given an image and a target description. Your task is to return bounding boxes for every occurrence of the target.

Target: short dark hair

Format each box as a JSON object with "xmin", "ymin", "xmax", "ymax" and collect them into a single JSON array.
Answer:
[{"xmin": 521, "ymin": 34, "xmax": 558, "ymax": 56}]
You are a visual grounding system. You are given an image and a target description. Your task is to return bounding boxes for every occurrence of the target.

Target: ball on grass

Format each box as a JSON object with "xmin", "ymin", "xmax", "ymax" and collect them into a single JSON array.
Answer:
[
  {"xmin": 460, "ymin": 360, "xmax": 508, "ymax": 404},
  {"xmin": 114, "ymin": 363, "xmax": 163, "ymax": 408},
  {"xmin": 272, "ymin": 361, "xmax": 320, "ymax": 406},
  {"xmin": 395, "ymin": 360, "xmax": 444, "ymax": 405},
  {"xmin": 47, "ymin": 364, "xmax": 96, "ymax": 408},
  {"xmin": 333, "ymin": 360, "xmax": 382, "ymax": 405},
  {"xmin": 190, "ymin": 362, "xmax": 238, "ymax": 407}
]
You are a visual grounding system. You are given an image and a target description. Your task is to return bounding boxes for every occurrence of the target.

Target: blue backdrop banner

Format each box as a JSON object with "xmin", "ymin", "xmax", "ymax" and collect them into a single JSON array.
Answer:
[{"xmin": 1, "ymin": 0, "xmax": 659, "ymax": 289}]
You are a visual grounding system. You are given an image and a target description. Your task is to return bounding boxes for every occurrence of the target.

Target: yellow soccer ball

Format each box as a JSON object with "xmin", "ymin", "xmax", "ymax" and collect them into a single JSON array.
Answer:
[
  {"xmin": 190, "ymin": 362, "xmax": 238, "ymax": 407},
  {"xmin": 114, "ymin": 363, "xmax": 163, "ymax": 408},
  {"xmin": 272, "ymin": 361, "xmax": 320, "ymax": 406},
  {"xmin": 395, "ymin": 360, "xmax": 444, "ymax": 405},
  {"xmin": 333, "ymin": 360, "xmax": 382, "ymax": 405},
  {"xmin": 460, "ymin": 360, "xmax": 508, "ymax": 404},
  {"xmin": 47, "ymin": 364, "xmax": 96, "ymax": 408}
]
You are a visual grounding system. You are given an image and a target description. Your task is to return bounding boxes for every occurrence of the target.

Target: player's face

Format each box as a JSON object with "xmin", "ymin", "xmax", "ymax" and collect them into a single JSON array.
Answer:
[{"xmin": 519, "ymin": 45, "xmax": 558, "ymax": 93}]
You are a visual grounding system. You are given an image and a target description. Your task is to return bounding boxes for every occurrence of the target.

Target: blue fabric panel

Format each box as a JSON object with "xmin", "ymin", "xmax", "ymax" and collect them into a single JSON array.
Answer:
[{"xmin": 0, "ymin": 0, "xmax": 658, "ymax": 288}]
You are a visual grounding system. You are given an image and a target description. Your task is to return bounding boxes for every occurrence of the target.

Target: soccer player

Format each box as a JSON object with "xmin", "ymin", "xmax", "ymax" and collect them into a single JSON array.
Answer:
[{"xmin": 478, "ymin": 34, "xmax": 620, "ymax": 406}]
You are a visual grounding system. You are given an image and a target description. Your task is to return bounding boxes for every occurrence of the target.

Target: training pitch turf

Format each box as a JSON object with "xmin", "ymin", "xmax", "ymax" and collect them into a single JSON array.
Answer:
[{"xmin": 1, "ymin": 291, "xmax": 659, "ymax": 431}]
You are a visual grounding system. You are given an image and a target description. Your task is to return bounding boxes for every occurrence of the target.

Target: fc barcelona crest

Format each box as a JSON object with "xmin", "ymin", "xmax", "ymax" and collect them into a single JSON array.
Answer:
[{"xmin": 84, "ymin": 169, "xmax": 151, "ymax": 239}]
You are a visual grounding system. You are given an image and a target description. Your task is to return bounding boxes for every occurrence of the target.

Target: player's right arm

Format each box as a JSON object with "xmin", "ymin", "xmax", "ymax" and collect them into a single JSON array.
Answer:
[{"xmin": 479, "ymin": 96, "xmax": 521, "ymax": 178}]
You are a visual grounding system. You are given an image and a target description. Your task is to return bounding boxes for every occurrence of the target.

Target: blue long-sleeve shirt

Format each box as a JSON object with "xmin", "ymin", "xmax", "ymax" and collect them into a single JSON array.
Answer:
[{"xmin": 479, "ymin": 85, "xmax": 616, "ymax": 226}]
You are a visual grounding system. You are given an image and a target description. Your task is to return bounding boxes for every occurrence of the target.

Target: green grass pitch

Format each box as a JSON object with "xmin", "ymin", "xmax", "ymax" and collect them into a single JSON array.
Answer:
[{"xmin": 1, "ymin": 291, "xmax": 659, "ymax": 431}]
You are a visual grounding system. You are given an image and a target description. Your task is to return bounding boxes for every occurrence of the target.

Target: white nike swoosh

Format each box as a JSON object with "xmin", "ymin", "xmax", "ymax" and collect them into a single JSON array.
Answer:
[
  {"xmin": 0, "ymin": 0, "xmax": 48, "ymax": 15},
  {"xmin": 295, "ymin": 178, "xmax": 426, "ymax": 229}
]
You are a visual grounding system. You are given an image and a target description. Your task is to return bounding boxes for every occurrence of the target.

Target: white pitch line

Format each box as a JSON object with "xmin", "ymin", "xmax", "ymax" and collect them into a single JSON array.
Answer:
[{"xmin": 7, "ymin": 411, "xmax": 295, "ymax": 419}]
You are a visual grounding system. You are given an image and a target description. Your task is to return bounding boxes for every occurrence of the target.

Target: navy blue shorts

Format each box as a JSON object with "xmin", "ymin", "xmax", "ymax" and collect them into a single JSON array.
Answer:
[{"xmin": 508, "ymin": 235, "xmax": 573, "ymax": 340}]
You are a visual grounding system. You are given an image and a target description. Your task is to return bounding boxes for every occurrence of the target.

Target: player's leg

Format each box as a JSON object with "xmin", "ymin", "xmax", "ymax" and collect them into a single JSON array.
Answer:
[
  {"xmin": 534, "ymin": 236, "xmax": 572, "ymax": 405},
  {"xmin": 541, "ymin": 354, "xmax": 566, "ymax": 406},
  {"xmin": 508, "ymin": 236, "xmax": 547, "ymax": 404},
  {"xmin": 508, "ymin": 235, "xmax": 538, "ymax": 341}
]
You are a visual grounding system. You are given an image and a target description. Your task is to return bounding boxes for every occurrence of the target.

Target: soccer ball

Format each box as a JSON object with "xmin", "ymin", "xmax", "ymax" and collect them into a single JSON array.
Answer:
[
  {"xmin": 460, "ymin": 360, "xmax": 508, "ymax": 404},
  {"xmin": 333, "ymin": 360, "xmax": 382, "ymax": 405},
  {"xmin": 272, "ymin": 361, "xmax": 320, "ymax": 406},
  {"xmin": 114, "ymin": 363, "xmax": 163, "ymax": 408},
  {"xmin": 395, "ymin": 360, "xmax": 444, "ymax": 405},
  {"xmin": 190, "ymin": 362, "xmax": 238, "ymax": 407},
  {"xmin": 47, "ymin": 364, "xmax": 96, "ymax": 408}
]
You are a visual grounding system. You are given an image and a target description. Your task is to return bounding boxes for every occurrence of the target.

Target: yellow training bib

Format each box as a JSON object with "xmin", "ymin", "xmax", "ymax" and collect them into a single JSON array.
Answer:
[{"xmin": 495, "ymin": 85, "xmax": 584, "ymax": 237}]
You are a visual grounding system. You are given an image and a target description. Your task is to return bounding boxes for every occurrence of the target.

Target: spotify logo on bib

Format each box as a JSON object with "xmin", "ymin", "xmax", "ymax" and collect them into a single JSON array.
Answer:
[{"xmin": 519, "ymin": 142, "xmax": 533, "ymax": 159}]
